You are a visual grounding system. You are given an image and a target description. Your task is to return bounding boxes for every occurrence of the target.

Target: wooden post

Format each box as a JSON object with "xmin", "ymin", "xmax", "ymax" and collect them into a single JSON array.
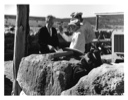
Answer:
[
  {"xmin": 96, "ymin": 15, "xmax": 99, "ymax": 31},
  {"xmin": 12, "ymin": 5, "xmax": 29, "ymax": 95}
]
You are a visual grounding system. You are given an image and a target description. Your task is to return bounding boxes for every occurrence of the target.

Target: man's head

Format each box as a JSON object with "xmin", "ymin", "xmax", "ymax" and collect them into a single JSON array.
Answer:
[{"xmin": 45, "ymin": 15, "xmax": 55, "ymax": 27}]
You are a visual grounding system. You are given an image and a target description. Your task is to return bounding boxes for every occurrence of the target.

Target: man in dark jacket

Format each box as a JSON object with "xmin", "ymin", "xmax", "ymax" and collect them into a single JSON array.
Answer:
[{"xmin": 37, "ymin": 15, "xmax": 59, "ymax": 54}]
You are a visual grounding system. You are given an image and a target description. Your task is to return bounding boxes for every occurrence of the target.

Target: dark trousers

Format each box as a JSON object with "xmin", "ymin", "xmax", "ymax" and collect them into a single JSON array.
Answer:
[{"xmin": 39, "ymin": 45, "xmax": 55, "ymax": 54}]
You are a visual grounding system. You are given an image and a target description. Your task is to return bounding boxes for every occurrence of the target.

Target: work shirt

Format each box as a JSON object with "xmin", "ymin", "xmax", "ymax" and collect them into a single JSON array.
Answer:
[{"xmin": 69, "ymin": 21, "xmax": 95, "ymax": 53}]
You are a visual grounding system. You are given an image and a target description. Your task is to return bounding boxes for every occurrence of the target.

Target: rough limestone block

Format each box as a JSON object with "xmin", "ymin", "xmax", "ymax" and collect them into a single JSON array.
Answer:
[
  {"xmin": 61, "ymin": 63, "xmax": 124, "ymax": 95},
  {"xmin": 17, "ymin": 54, "xmax": 83, "ymax": 95}
]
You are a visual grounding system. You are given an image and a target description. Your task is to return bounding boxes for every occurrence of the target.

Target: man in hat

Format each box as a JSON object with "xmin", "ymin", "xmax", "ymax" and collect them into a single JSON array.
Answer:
[
  {"xmin": 68, "ymin": 12, "xmax": 95, "ymax": 53},
  {"xmin": 37, "ymin": 15, "xmax": 59, "ymax": 54}
]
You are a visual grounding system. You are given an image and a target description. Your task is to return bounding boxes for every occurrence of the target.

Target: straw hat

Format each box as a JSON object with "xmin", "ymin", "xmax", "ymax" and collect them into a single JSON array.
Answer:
[
  {"xmin": 70, "ymin": 12, "xmax": 83, "ymax": 22},
  {"xmin": 68, "ymin": 12, "xmax": 83, "ymax": 26},
  {"xmin": 68, "ymin": 18, "xmax": 83, "ymax": 26}
]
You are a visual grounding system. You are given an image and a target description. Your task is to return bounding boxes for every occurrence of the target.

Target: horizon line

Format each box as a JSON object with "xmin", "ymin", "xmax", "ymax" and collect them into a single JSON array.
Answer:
[{"xmin": 4, "ymin": 14, "xmax": 96, "ymax": 19}]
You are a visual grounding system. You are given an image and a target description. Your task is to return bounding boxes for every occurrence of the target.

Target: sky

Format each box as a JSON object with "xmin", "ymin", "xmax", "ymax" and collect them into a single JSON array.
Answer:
[{"xmin": 4, "ymin": 5, "xmax": 124, "ymax": 18}]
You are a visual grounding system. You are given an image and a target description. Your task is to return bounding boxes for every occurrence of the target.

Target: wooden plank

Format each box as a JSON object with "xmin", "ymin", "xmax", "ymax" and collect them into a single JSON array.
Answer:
[
  {"xmin": 12, "ymin": 5, "xmax": 29, "ymax": 95},
  {"xmin": 95, "ymin": 12, "xmax": 124, "ymax": 16},
  {"xmin": 92, "ymin": 39, "xmax": 111, "ymax": 43},
  {"xmin": 95, "ymin": 15, "xmax": 99, "ymax": 31}
]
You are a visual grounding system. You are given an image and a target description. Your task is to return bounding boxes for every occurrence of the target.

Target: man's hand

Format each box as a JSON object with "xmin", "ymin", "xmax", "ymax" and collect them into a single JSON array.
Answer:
[
  {"xmin": 48, "ymin": 45, "xmax": 57, "ymax": 52},
  {"xmin": 56, "ymin": 49, "xmax": 63, "ymax": 53},
  {"xmin": 48, "ymin": 45, "xmax": 54, "ymax": 50}
]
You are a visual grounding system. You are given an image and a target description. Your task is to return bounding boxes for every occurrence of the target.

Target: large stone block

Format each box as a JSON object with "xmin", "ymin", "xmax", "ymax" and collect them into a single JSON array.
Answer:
[
  {"xmin": 61, "ymin": 63, "xmax": 124, "ymax": 95},
  {"xmin": 17, "ymin": 54, "xmax": 85, "ymax": 95}
]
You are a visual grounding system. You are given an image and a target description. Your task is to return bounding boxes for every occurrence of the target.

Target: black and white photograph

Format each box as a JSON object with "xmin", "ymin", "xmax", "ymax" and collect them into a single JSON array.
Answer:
[{"xmin": 3, "ymin": 1, "xmax": 126, "ymax": 97}]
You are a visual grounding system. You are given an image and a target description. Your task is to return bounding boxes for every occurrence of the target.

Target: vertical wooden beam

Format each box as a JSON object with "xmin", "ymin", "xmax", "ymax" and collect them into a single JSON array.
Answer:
[
  {"xmin": 12, "ymin": 5, "xmax": 29, "ymax": 95},
  {"xmin": 96, "ymin": 15, "xmax": 99, "ymax": 31}
]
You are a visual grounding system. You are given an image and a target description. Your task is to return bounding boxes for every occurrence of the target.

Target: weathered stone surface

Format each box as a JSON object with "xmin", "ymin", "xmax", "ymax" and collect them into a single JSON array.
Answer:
[
  {"xmin": 4, "ymin": 49, "xmax": 103, "ymax": 95},
  {"xmin": 4, "ymin": 61, "xmax": 13, "ymax": 81},
  {"xmin": 61, "ymin": 63, "xmax": 124, "ymax": 95},
  {"xmin": 4, "ymin": 61, "xmax": 13, "ymax": 95},
  {"xmin": 17, "ymin": 54, "xmax": 87, "ymax": 95}
]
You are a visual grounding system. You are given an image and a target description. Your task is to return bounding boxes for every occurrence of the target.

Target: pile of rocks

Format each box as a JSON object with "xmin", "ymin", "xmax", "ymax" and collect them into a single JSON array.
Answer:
[{"xmin": 4, "ymin": 51, "xmax": 124, "ymax": 95}]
